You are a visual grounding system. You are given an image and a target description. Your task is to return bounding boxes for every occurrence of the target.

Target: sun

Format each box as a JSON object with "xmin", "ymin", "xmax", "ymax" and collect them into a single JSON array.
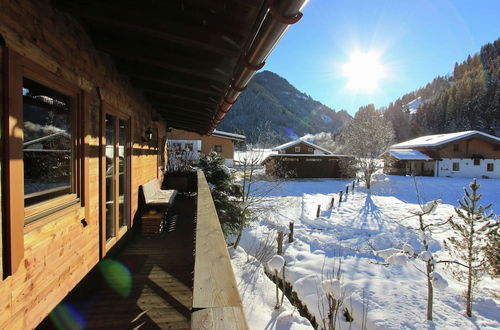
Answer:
[{"xmin": 342, "ymin": 51, "xmax": 386, "ymax": 93}]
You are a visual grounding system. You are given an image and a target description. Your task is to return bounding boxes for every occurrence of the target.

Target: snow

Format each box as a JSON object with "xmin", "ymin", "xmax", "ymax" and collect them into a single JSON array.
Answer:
[
  {"xmin": 212, "ymin": 129, "xmax": 246, "ymax": 141},
  {"xmin": 391, "ymin": 130, "xmax": 500, "ymax": 149},
  {"xmin": 231, "ymin": 174, "xmax": 500, "ymax": 329},
  {"xmin": 268, "ymin": 255, "xmax": 285, "ymax": 273},
  {"xmin": 387, "ymin": 149, "xmax": 433, "ymax": 160},
  {"xmin": 419, "ymin": 251, "xmax": 433, "ymax": 262},
  {"xmin": 230, "ymin": 247, "xmax": 313, "ymax": 329},
  {"xmin": 320, "ymin": 114, "xmax": 333, "ymax": 123},
  {"xmin": 321, "ymin": 279, "xmax": 341, "ymax": 298}
]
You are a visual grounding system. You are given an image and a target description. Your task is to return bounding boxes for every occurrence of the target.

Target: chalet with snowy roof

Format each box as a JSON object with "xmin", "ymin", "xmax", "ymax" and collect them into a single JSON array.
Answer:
[
  {"xmin": 168, "ymin": 128, "xmax": 245, "ymax": 167},
  {"xmin": 383, "ymin": 130, "xmax": 500, "ymax": 178},
  {"xmin": 262, "ymin": 140, "xmax": 355, "ymax": 178}
]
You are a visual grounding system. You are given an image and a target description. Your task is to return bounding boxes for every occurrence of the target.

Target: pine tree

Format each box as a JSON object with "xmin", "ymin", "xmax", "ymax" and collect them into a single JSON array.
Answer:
[{"xmin": 444, "ymin": 179, "xmax": 494, "ymax": 317}]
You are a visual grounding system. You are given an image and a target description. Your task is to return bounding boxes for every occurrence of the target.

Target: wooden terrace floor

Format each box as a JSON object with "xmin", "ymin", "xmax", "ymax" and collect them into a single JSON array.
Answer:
[{"xmin": 38, "ymin": 195, "xmax": 196, "ymax": 330}]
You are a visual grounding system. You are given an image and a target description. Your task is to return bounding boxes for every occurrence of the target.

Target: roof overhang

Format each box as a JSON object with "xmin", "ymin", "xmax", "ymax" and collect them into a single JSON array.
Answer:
[{"xmin": 51, "ymin": 0, "xmax": 309, "ymax": 134}]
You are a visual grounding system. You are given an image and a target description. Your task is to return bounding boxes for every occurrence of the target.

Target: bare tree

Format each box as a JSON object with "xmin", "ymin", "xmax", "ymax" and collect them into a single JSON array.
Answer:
[{"xmin": 338, "ymin": 104, "xmax": 394, "ymax": 189}]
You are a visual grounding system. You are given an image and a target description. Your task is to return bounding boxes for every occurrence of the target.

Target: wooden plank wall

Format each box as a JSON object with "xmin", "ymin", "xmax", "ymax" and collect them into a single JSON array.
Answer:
[
  {"xmin": 192, "ymin": 171, "xmax": 248, "ymax": 329},
  {"xmin": 0, "ymin": 0, "xmax": 167, "ymax": 328}
]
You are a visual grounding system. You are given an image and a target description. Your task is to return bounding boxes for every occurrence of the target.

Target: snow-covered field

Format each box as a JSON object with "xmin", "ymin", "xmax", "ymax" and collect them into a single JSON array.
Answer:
[{"xmin": 231, "ymin": 174, "xmax": 500, "ymax": 329}]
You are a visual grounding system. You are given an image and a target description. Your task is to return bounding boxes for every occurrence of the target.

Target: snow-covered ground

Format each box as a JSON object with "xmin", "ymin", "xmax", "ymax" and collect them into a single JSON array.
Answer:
[{"xmin": 231, "ymin": 174, "xmax": 500, "ymax": 329}]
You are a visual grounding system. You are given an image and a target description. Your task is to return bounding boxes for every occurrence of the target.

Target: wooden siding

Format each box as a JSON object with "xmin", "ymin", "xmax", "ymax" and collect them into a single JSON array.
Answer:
[
  {"xmin": 414, "ymin": 137, "xmax": 500, "ymax": 159},
  {"xmin": 264, "ymin": 156, "xmax": 354, "ymax": 178},
  {"xmin": 0, "ymin": 0, "xmax": 168, "ymax": 328},
  {"xmin": 192, "ymin": 171, "xmax": 248, "ymax": 328},
  {"xmin": 283, "ymin": 141, "xmax": 315, "ymax": 154},
  {"xmin": 168, "ymin": 128, "xmax": 236, "ymax": 160}
]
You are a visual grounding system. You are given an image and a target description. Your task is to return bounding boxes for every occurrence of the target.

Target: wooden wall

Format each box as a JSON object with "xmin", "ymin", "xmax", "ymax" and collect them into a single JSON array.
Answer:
[
  {"xmin": 168, "ymin": 128, "xmax": 236, "ymax": 160},
  {"xmin": 264, "ymin": 156, "xmax": 353, "ymax": 178},
  {"xmin": 282, "ymin": 142, "xmax": 315, "ymax": 154},
  {"xmin": 0, "ymin": 0, "xmax": 168, "ymax": 328},
  {"xmin": 415, "ymin": 137, "xmax": 500, "ymax": 159}
]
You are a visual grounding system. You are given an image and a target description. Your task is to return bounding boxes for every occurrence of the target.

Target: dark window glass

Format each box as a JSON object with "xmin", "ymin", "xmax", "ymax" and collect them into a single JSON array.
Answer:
[
  {"xmin": 214, "ymin": 145, "xmax": 222, "ymax": 152},
  {"xmin": 106, "ymin": 114, "xmax": 115, "ymax": 240},
  {"xmin": 23, "ymin": 78, "xmax": 73, "ymax": 207},
  {"xmin": 118, "ymin": 119, "xmax": 127, "ymax": 228},
  {"xmin": 452, "ymin": 162, "xmax": 460, "ymax": 171},
  {"xmin": 473, "ymin": 158, "xmax": 480, "ymax": 166},
  {"xmin": 487, "ymin": 163, "xmax": 494, "ymax": 172}
]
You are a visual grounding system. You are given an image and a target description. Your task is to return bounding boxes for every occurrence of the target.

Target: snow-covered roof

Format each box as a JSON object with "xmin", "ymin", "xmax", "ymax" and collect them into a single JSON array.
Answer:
[
  {"xmin": 212, "ymin": 130, "xmax": 246, "ymax": 141},
  {"xmin": 391, "ymin": 130, "xmax": 500, "ymax": 149},
  {"xmin": 386, "ymin": 149, "xmax": 433, "ymax": 161},
  {"xmin": 272, "ymin": 139, "xmax": 333, "ymax": 154}
]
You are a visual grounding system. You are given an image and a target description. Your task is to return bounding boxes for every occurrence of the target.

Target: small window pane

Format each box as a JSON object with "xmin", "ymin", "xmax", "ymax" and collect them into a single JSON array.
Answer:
[
  {"xmin": 23, "ymin": 78, "xmax": 73, "ymax": 207},
  {"xmin": 105, "ymin": 114, "xmax": 115, "ymax": 240},
  {"xmin": 487, "ymin": 163, "xmax": 494, "ymax": 172},
  {"xmin": 473, "ymin": 159, "xmax": 480, "ymax": 166},
  {"xmin": 118, "ymin": 119, "xmax": 127, "ymax": 228},
  {"xmin": 214, "ymin": 145, "xmax": 222, "ymax": 152},
  {"xmin": 452, "ymin": 162, "xmax": 460, "ymax": 171}
]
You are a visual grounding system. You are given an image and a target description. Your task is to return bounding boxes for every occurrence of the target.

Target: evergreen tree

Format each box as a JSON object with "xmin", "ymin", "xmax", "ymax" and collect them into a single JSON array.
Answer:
[{"xmin": 444, "ymin": 179, "xmax": 494, "ymax": 317}]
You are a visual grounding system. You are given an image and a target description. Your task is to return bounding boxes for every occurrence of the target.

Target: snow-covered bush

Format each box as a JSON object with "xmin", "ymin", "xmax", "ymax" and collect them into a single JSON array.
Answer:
[{"xmin": 267, "ymin": 255, "xmax": 286, "ymax": 309}]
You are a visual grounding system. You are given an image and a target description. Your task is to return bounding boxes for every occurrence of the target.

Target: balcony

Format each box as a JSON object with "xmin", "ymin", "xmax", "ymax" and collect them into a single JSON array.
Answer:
[{"xmin": 39, "ymin": 171, "xmax": 246, "ymax": 329}]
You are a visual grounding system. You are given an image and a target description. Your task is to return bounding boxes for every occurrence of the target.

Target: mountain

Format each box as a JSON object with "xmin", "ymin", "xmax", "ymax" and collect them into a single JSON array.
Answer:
[
  {"xmin": 218, "ymin": 71, "xmax": 351, "ymax": 144},
  {"xmin": 382, "ymin": 38, "xmax": 500, "ymax": 142}
]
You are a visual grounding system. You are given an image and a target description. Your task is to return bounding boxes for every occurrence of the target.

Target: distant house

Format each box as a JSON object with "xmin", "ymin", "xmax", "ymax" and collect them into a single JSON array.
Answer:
[
  {"xmin": 168, "ymin": 128, "xmax": 245, "ymax": 167},
  {"xmin": 383, "ymin": 130, "xmax": 500, "ymax": 178},
  {"xmin": 261, "ymin": 140, "xmax": 355, "ymax": 178}
]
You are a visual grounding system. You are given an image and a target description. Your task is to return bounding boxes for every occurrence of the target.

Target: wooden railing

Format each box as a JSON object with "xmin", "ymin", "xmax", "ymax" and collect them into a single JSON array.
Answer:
[{"xmin": 191, "ymin": 171, "xmax": 248, "ymax": 329}]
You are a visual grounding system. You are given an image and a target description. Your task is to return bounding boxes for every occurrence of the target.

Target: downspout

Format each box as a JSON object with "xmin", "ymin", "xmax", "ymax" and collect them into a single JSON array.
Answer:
[{"xmin": 208, "ymin": 0, "xmax": 309, "ymax": 133}]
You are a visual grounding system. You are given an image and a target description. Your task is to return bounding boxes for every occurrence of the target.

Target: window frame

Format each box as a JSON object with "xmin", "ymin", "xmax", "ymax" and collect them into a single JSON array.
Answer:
[
  {"xmin": 487, "ymin": 163, "xmax": 494, "ymax": 172},
  {"xmin": 100, "ymin": 103, "xmax": 131, "ymax": 256},
  {"xmin": 473, "ymin": 158, "xmax": 480, "ymax": 166},
  {"xmin": 214, "ymin": 144, "xmax": 222, "ymax": 153},
  {"xmin": 3, "ymin": 50, "xmax": 85, "ymax": 274},
  {"xmin": 452, "ymin": 162, "xmax": 460, "ymax": 171},
  {"xmin": 295, "ymin": 146, "xmax": 301, "ymax": 152}
]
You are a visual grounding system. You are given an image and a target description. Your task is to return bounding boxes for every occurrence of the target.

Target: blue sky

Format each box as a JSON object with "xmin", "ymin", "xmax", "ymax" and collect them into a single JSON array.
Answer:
[{"xmin": 263, "ymin": 0, "xmax": 500, "ymax": 115}]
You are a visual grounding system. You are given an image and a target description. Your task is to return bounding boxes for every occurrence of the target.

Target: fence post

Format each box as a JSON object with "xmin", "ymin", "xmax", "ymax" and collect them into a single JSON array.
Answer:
[
  {"xmin": 339, "ymin": 191, "xmax": 343, "ymax": 203},
  {"xmin": 352, "ymin": 181, "xmax": 355, "ymax": 192},
  {"xmin": 345, "ymin": 185, "xmax": 349, "ymax": 195},
  {"xmin": 288, "ymin": 222, "xmax": 294, "ymax": 243},
  {"xmin": 277, "ymin": 231, "xmax": 284, "ymax": 255},
  {"xmin": 330, "ymin": 197, "xmax": 335, "ymax": 209},
  {"xmin": 316, "ymin": 205, "xmax": 321, "ymax": 218},
  {"xmin": 357, "ymin": 177, "xmax": 360, "ymax": 184}
]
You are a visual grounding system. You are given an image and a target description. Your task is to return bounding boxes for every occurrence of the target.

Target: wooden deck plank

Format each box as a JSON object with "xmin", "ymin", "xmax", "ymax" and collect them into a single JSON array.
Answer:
[
  {"xmin": 192, "ymin": 171, "xmax": 243, "ymax": 309},
  {"xmin": 38, "ymin": 195, "xmax": 195, "ymax": 330},
  {"xmin": 191, "ymin": 307, "xmax": 247, "ymax": 330}
]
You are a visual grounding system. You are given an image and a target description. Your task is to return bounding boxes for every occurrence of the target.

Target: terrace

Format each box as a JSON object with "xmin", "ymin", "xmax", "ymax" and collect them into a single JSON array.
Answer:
[{"xmin": 39, "ymin": 171, "xmax": 245, "ymax": 329}]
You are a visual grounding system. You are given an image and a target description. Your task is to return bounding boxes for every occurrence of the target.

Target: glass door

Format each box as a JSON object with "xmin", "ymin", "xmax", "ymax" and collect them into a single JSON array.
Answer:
[{"xmin": 102, "ymin": 110, "xmax": 130, "ymax": 253}]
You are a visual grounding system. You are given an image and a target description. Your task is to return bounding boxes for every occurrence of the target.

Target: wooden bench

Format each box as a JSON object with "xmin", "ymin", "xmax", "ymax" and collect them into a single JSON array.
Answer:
[{"xmin": 141, "ymin": 178, "xmax": 177, "ymax": 235}]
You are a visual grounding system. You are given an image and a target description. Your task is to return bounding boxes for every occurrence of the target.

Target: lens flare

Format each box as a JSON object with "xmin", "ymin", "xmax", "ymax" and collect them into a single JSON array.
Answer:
[
  {"xmin": 99, "ymin": 259, "xmax": 132, "ymax": 298},
  {"xmin": 49, "ymin": 303, "xmax": 85, "ymax": 330}
]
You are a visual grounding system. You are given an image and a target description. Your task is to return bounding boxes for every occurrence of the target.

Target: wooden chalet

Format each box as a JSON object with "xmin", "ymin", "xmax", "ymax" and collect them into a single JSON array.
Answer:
[
  {"xmin": 0, "ymin": 0, "xmax": 309, "ymax": 328},
  {"xmin": 383, "ymin": 130, "xmax": 500, "ymax": 178},
  {"xmin": 262, "ymin": 140, "xmax": 355, "ymax": 178},
  {"xmin": 167, "ymin": 128, "xmax": 245, "ymax": 167}
]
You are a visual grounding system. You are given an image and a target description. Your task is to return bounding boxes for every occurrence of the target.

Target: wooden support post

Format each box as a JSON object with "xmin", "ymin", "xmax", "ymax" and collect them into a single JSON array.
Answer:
[
  {"xmin": 357, "ymin": 177, "xmax": 360, "ymax": 184},
  {"xmin": 339, "ymin": 191, "xmax": 343, "ymax": 203},
  {"xmin": 316, "ymin": 204, "xmax": 321, "ymax": 218},
  {"xmin": 277, "ymin": 231, "xmax": 284, "ymax": 255},
  {"xmin": 346, "ymin": 185, "xmax": 349, "ymax": 195},
  {"xmin": 352, "ymin": 181, "xmax": 355, "ymax": 192},
  {"xmin": 288, "ymin": 222, "xmax": 294, "ymax": 243},
  {"xmin": 330, "ymin": 197, "xmax": 335, "ymax": 209}
]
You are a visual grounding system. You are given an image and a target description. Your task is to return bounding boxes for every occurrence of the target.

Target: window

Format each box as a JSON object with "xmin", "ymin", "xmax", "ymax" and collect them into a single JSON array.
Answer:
[
  {"xmin": 473, "ymin": 158, "xmax": 480, "ymax": 166},
  {"xmin": 3, "ymin": 51, "xmax": 84, "ymax": 274},
  {"xmin": 295, "ymin": 146, "xmax": 301, "ymax": 152},
  {"xmin": 305, "ymin": 158, "xmax": 322, "ymax": 162},
  {"xmin": 102, "ymin": 110, "xmax": 130, "ymax": 250},
  {"xmin": 214, "ymin": 145, "xmax": 222, "ymax": 152},
  {"xmin": 453, "ymin": 144, "xmax": 460, "ymax": 152},
  {"xmin": 487, "ymin": 163, "xmax": 494, "ymax": 172},
  {"xmin": 452, "ymin": 162, "xmax": 460, "ymax": 171},
  {"xmin": 308, "ymin": 147, "xmax": 313, "ymax": 152},
  {"xmin": 184, "ymin": 143, "xmax": 193, "ymax": 152},
  {"xmin": 23, "ymin": 78, "xmax": 74, "ymax": 208}
]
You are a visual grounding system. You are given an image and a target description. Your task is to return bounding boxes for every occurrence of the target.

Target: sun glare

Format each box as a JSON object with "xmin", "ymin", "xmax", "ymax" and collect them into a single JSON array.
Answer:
[{"xmin": 342, "ymin": 51, "xmax": 386, "ymax": 93}]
